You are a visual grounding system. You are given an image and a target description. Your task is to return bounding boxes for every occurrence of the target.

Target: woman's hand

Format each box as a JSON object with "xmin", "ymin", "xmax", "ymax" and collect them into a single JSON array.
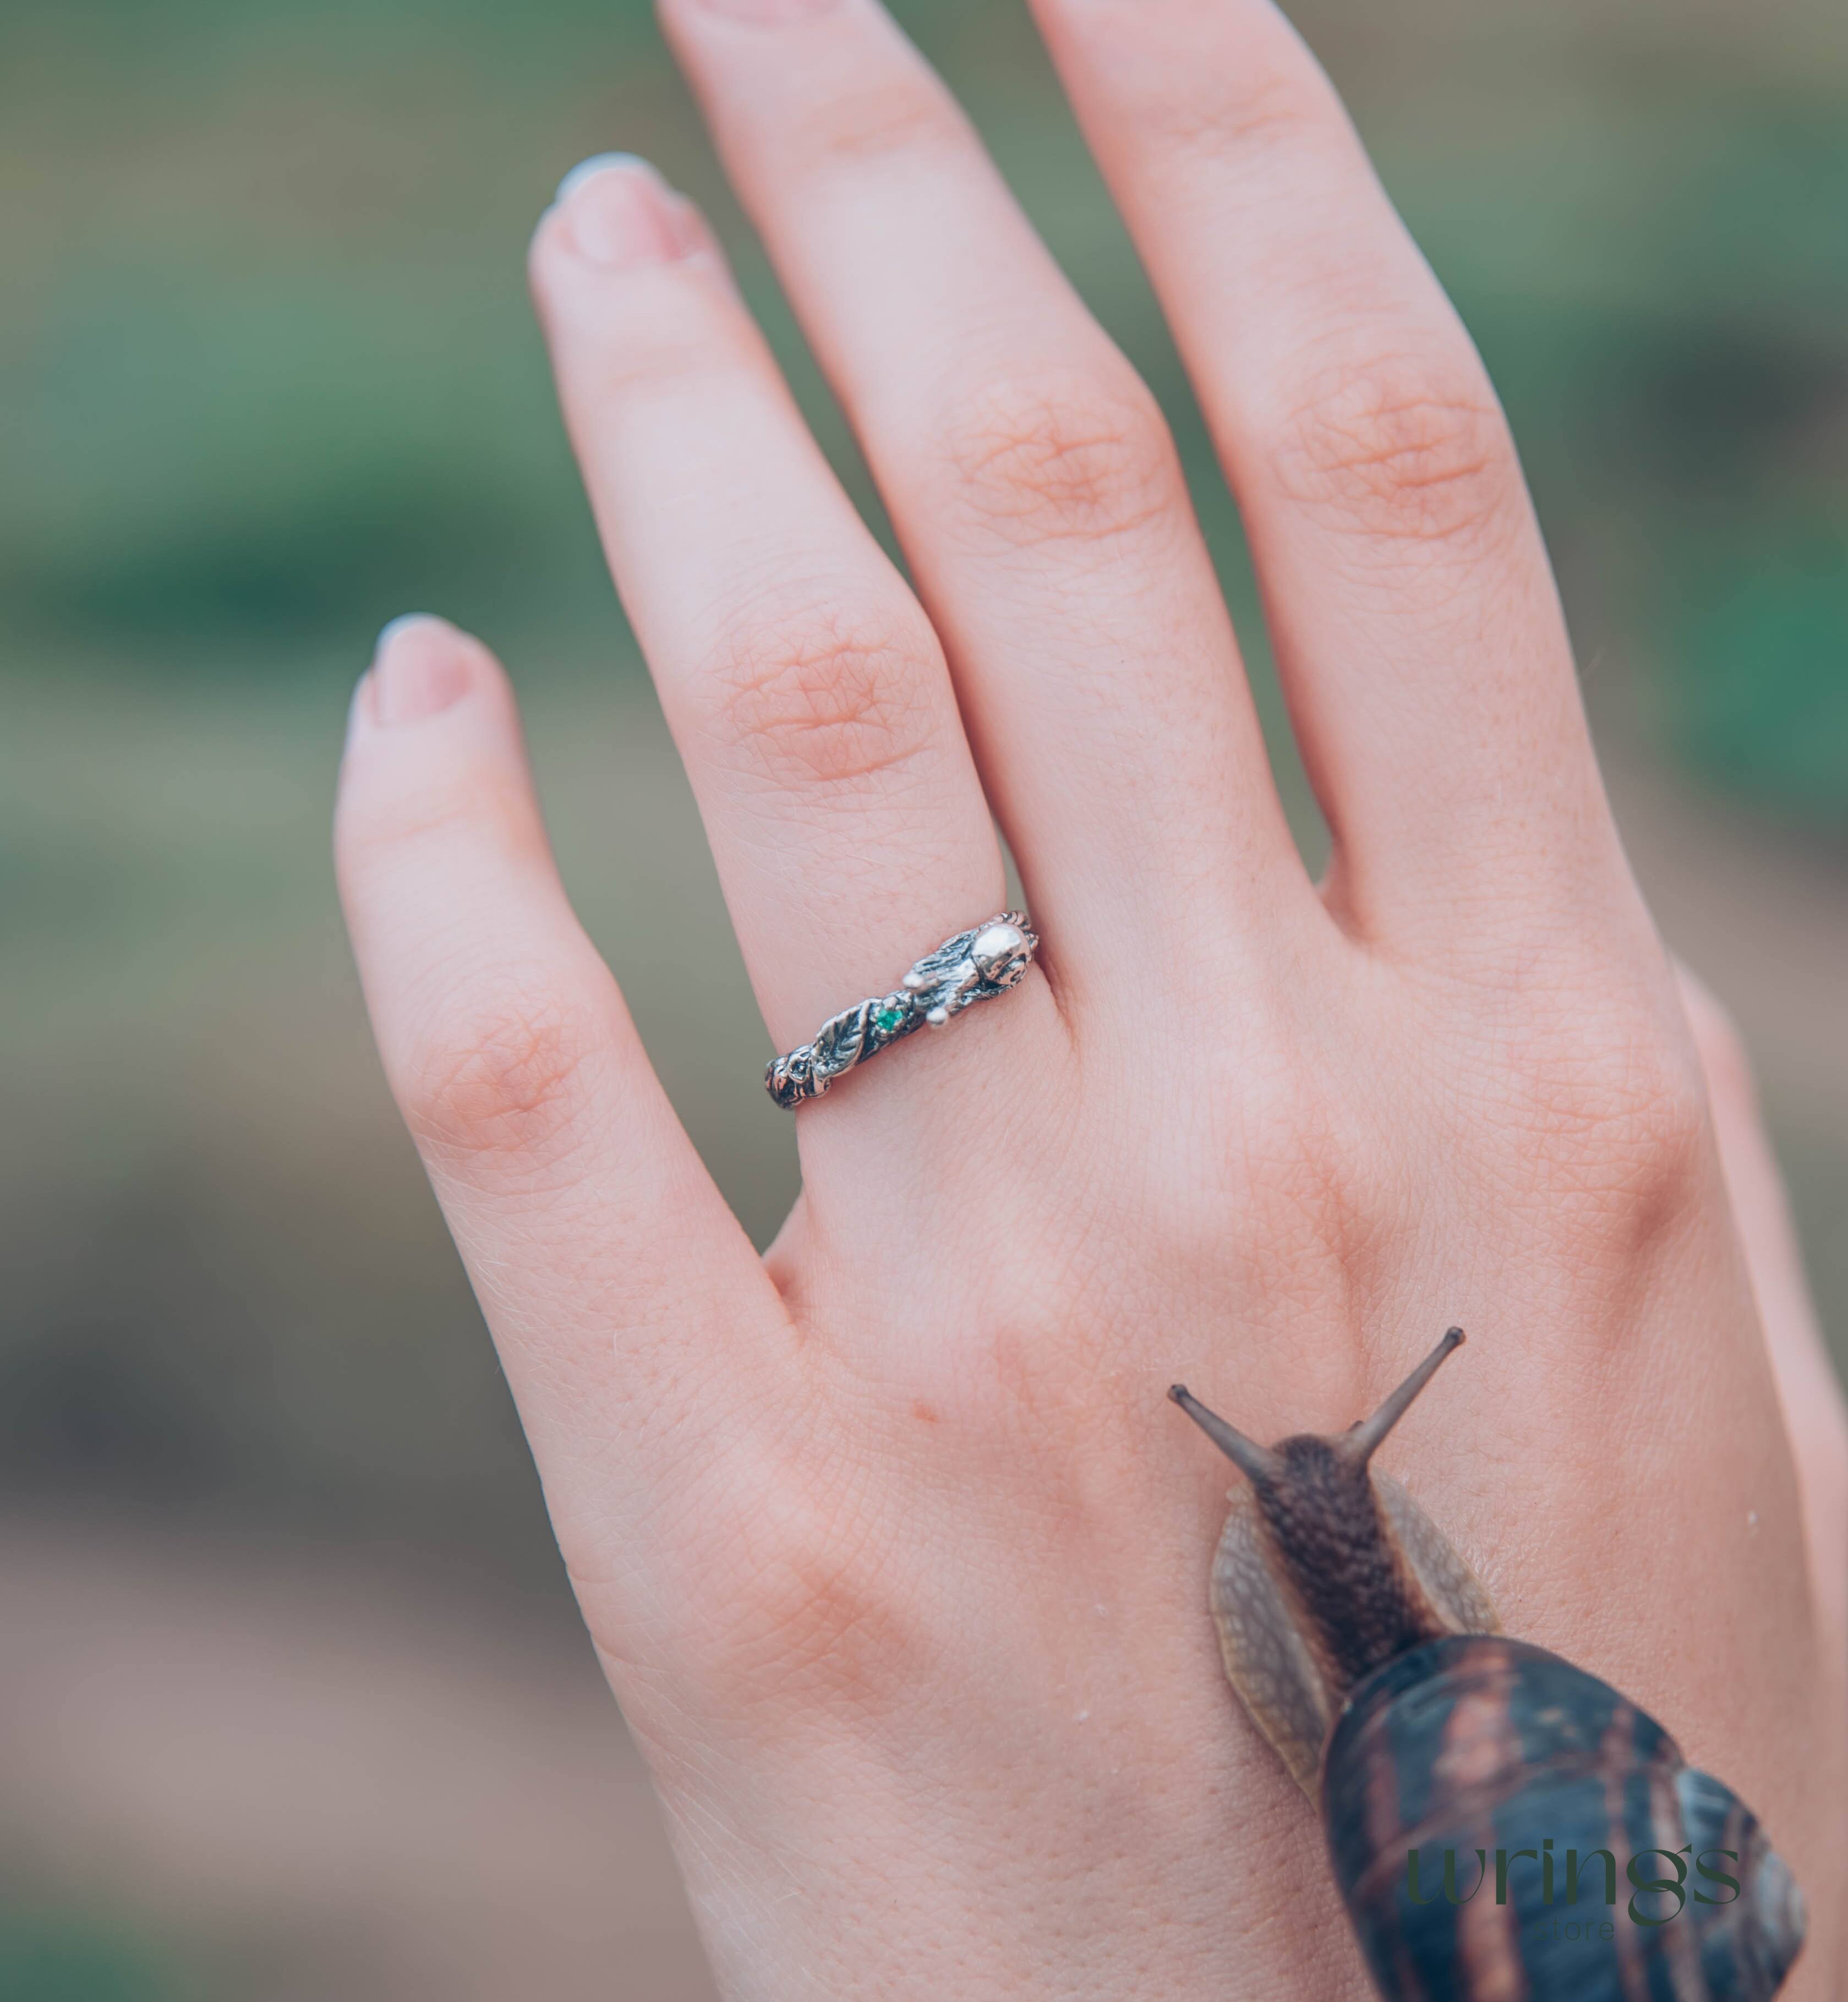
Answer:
[{"xmin": 334, "ymin": 1, "xmax": 1848, "ymax": 1993}]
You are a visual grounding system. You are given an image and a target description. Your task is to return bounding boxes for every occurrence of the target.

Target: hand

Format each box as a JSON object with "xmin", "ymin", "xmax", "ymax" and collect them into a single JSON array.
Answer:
[{"xmin": 334, "ymin": 0, "xmax": 1848, "ymax": 1993}]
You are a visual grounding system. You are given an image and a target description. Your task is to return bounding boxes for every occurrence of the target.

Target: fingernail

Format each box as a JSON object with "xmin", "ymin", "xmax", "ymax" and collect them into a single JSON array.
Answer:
[
  {"xmin": 698, "ymin": 0, "xmax": 840, "ymax": 19},
  {"xmin": 368, "ymin": 615, "xmax": 472, "ymax": 727},
  {"xmin": 555, "ymin": 151, "xmax": 660, "ymax": 205},
  {"xmin": 376, "ymin": 612, "xmax": 439, "ymax": 653},
  {"xmin": 553, "ymin": 154, "xmax": 680, "ymax": 267}
]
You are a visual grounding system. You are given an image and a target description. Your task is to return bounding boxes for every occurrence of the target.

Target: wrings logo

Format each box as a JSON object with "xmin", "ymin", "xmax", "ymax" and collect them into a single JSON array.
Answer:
[{"xmin": 1406, "ymin": 1837, "xmax": 1743, "ymax": 1935}]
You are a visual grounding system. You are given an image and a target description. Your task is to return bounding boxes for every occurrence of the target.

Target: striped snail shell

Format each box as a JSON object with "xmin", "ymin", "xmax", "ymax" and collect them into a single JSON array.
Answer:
[{"xmin": 1171, "ymin": 1328, "xmax": 1807, "ymax": 2001}]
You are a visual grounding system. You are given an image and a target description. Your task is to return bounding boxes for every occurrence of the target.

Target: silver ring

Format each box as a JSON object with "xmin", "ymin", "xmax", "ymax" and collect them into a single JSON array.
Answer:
[{"xmin": 766, "ymin": 912, "xmax": 1038, "ymax": 1109}]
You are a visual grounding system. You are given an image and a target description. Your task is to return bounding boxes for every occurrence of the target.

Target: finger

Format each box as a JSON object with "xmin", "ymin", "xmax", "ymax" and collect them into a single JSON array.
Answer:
[
  {"xmin": 527, "ymin": 156, "xmax": 1013, "ymax": 1066},
  {"xmin": 335, "ymin": 615, "xmax": 786, "ymax": 1530},
  {"xmin": 1676, "ymin": 962, "xmax": 1848, "ymax": 1664},
  {"xmin": 1026, "ymin": 0, "xmax": 1631, "ymax": 942},
  {"xmin": 657, "ymin": 0, "xmax": 1305, "ymax": 961},
  {"xmin": 658, "ymin": 0, "xmax": 1311, "ymax": 968}
]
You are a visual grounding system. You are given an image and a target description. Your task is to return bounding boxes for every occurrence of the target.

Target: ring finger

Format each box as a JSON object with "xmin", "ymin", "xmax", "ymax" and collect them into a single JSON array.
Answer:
[{"xmin": 529, "ymin": 157, "xmax": 1012, "ymax": 1122}]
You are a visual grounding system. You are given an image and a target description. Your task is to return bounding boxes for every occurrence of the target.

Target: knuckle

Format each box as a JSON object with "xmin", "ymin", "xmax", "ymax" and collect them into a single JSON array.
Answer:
[
  {"xmin": 338, "ymin": 767, "xmax": 527, "ymax": 866},
  {"xmin": 1267, "ymin": 348, "xmax": 1517, "ymax": 551},
  {"xmin": 794, "ymin": 75, "xmax": 966, "ymax": 174},
  {"xmin": 1146, "ymin": 64, "xmax": 1323, "ymax": 157},
  {"xmin": 676, "ymin": 1476, "xmax": 917, "ymax": 1717},
  {"xmin": 1060, "ymin": 2, "xmax": 1322, "ymax": 154},
  {"xmin": 934, "ymin": 368, "xmax": 1181, "ymax": 551},
  {"xmin": 1504, "ymin": 1002, "xmax": 1713, "ymax": 1235},
  {"xmin": 400, "ymin": 980, "xmax": 600, "ymax": 1171},
  {"xmin": 555, "ymin": 299, "xmax": 734, "ymax": 407},
  {"xmin": 704, "ymin": 597, "xmax": 944, "ymax": 794}
]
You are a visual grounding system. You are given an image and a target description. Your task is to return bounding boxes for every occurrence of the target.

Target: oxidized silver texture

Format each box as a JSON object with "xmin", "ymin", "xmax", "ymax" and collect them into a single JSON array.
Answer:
[{"xmin": 765, "ymin": 912, "xmax": 1038, "ymax": 1109}]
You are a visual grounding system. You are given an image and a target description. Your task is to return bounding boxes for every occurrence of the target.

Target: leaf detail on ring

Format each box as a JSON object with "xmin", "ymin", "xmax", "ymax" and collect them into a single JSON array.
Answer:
[{"xmin": 812, "ymin": 1002, "xmax": 872, "ymax": 1077}]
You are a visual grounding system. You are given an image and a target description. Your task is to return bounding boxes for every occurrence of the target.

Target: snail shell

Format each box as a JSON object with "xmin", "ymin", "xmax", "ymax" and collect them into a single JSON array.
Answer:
[
  {"xmin": 1326, "ymin": 1635, "xmax": 1806, "ymax": 1999},
  {"xmin": 1171, "ymin": 1330, "xmax": 1806, "ymax": 2001}
]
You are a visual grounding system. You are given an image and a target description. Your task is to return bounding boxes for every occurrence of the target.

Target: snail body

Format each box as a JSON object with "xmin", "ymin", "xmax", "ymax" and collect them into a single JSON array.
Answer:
[{"xmin": 1171, "ymin": 1330, "xmax": 1806, "ymax": 2000}]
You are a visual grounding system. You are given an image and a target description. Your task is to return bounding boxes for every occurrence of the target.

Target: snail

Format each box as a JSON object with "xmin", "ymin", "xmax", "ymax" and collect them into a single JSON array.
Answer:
[{"xmin": 1170, "ymin": 1327, "xmax": 1807, "ymax": 1999}]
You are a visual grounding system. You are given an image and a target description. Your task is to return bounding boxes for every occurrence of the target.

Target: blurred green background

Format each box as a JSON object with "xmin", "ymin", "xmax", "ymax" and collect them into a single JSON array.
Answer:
[{"xmin": 2, "ymin": 0, "xmax": 1844, "ymax": 1994}]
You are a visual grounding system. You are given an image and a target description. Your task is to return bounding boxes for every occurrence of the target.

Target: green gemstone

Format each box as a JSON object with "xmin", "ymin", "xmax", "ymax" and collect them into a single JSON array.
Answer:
[{"xmin": 873, "ymin": 1005, "xmax": 906, "ymax": 1032}]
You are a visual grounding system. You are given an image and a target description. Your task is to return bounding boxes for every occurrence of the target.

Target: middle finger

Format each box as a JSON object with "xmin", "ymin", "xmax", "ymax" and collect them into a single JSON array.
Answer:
[{"xmin": 661, "ymin": 0, "xmax": 1315, "ymax": 971}]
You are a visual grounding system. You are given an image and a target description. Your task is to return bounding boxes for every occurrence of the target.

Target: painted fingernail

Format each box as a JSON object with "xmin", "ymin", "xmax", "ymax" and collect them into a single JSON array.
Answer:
[
  {"xmin": 698, "ymin": 0, "xmax": 839, "ymax": 19},
  {"xmin": 368, "ymin": 615, "xmax": 472, "ymax": 726},
  {"xmin": 553, "ymin": 154, "xmax": 680, "ymax": 267}
]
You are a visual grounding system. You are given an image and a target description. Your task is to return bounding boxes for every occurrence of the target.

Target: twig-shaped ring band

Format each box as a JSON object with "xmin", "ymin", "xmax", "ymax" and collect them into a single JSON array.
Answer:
[{"xmin": 764, "ymin": 912, "xmax": 1038, "ymax": 1109}]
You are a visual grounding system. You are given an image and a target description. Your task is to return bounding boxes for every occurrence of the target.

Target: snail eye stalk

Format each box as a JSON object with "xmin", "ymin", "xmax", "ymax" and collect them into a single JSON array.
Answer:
[
  {"xmin": 1168, "ymin": 1384, "xmax": 1283, "ymax": 1483},
  {"xmin": 1343, "ymin": 1328, "xmax": 1464, "ymax": 1464}
]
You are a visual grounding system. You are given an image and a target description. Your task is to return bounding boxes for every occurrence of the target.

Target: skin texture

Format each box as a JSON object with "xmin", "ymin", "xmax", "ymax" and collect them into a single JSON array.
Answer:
[{"xmin": 332, "ymin": 2, "xmax": 1848, "ymax": 1995}]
